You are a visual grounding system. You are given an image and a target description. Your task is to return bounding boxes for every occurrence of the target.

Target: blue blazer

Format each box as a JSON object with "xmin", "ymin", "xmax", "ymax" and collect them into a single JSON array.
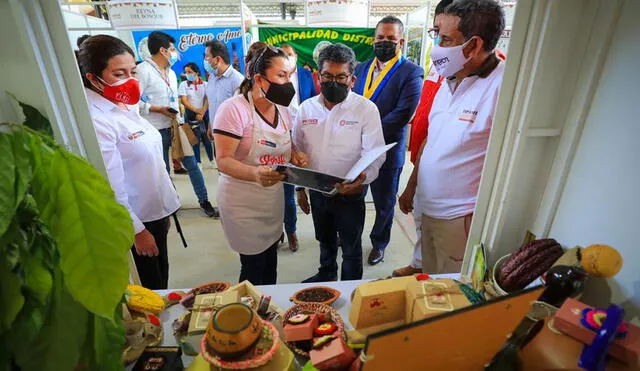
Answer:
[
  {"xmin": 296, "ymin": 66, "xmax": 317, "ymax": 103},
  {"xmin": 354, "ymin": 58, "xmax": 423, "ymax": 169}
]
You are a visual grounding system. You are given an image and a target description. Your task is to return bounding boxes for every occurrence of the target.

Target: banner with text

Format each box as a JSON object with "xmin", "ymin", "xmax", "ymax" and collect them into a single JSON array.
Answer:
[
  {"xmin": 259, "ymin": 27, "xmax": 375, "ymax": 70},
  {"xmin": 108, "ymin": 0, "xmax": 177, "ymax": 30},
  {"xmin": 132, "ymin": 27, "xmax": 245, "ymax": 81}
]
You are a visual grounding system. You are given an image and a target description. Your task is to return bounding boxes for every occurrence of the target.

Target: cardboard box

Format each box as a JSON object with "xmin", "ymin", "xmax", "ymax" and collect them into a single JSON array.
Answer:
[
  {"xmin": 554, "ymin": 298, "xmax": 640, "ymax": 366},
  {"xmin": 132, "ymin": 346, "xmax": 183, "ymax": 371},
  {"xmin": 310, "ymin": 337, "xmax": 356, "ymax": 370},
  {"xmin": 405, "ymin": 278, "xmax": 472, "ymax": 323},
  {"xmin": 349, "ymin": 276, "xmax": 417, "ymax": 335},
  {"xmin": 222, "ymin": 281, "xmax": 284, "ymax": 315},
  {"xmin": 283, "ymin": 314, "xmax": 319, "ymax": 342}
]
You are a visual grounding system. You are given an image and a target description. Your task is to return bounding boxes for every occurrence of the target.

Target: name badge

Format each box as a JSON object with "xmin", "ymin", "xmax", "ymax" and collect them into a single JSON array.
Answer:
[{"xmin": 458, "ymin": 109, "xmax": 478, "ymax": 124}]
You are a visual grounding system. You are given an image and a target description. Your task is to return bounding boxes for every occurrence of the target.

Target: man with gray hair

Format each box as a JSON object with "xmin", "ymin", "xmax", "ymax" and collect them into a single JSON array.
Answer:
[{"xmin": 293, "ymin": 44, "xmax": 386, "ymax": 282}]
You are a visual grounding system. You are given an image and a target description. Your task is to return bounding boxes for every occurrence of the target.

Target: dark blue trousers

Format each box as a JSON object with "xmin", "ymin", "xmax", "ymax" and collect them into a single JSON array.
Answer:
[
  {"xmin": 283, "ymin": 183, "xmax": 297, "ymax": 235},
  {"xmin": 309, "ymin": 190, "xmax": 366, "ymax": 280},
  {"xmin": 369, "ymin": 167, "xmax": 403, "ymax": 251}
]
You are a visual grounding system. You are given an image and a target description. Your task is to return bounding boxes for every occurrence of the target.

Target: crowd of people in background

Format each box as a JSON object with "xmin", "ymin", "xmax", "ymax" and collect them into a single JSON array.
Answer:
[{"xmin": 77, "ymin": 0, "xmax": 506, "ymax": 289}]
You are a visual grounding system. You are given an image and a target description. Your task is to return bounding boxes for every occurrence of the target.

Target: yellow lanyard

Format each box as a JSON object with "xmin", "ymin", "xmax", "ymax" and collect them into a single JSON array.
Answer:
[{"xmin": 363, "ymin": 52, "xmax": 401, "ymax": 99}]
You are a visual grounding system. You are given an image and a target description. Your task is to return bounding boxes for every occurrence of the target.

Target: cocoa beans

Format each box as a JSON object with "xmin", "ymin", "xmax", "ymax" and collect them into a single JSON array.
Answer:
[{"xmin": 499, "ymin": 239, "xmax": 564, "ymax": 292}]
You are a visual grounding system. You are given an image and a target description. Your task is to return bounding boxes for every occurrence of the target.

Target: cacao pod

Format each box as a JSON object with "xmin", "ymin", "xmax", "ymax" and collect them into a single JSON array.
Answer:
[{"xmin": 499, "ymin": 239, "xmax": 564, "ymax": 292}]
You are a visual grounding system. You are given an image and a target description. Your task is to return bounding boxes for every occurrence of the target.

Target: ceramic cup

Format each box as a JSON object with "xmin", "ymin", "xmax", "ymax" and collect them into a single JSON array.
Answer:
[{"xmin": 205, "ymin": 302, "xmax": 262, "ymax": 360}]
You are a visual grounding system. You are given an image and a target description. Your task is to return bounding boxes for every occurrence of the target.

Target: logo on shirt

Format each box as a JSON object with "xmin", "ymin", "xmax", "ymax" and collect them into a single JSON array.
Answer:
[
  {"xmin": 259, "ymin": 154, "xmax": 286, "ymax": 165},
  {"xmin": 458, "ymin": 109, "xmax": 478, "ymax": 123},
  {"xmin": 127, "ymin": 130, "xmax": 145, "ymax": 141},
  {"xmin": 339, "ymin": 120, "xmax": 358, "ymax": 126},
  {"xmin": 302, "ymin": 119, "xmax": 318, "ymax": 126},
  {"xmin": 258, "ymin": 139, "xmax": 277, "ymax": 148}
]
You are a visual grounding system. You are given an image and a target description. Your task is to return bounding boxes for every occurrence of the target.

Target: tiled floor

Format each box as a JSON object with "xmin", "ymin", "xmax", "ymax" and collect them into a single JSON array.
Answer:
[{"xmin": 166, "ymin": 157, "xmax": 417, "ymax": 289}]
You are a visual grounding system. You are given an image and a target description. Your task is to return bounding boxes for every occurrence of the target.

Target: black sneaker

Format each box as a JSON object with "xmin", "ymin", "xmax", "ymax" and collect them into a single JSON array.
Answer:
[
  {"xmin": 301, "ymin": 272, "xmax": 338, "ymax": 283},
  {"xmin": 174, "ymin": 168, "xmax": 188, "ymax": 175},
  {"xmin": 200, "ymin": 201, "xmax": 220, "ymax": 218}
]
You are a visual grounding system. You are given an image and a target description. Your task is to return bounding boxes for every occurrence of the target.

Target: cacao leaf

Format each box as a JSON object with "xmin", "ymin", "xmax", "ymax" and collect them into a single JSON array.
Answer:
[
  {"xmin": 0, "ymin": 260, "xmax": 24, "ymax": 333},
  {"xmin": 39, "ymin": 150, "xmax": 133, "ymax": 319},
  {"xmin": 14, "ymin": 269, "xmax": 88, "ymax": 371},
  {"xmin": 93, "ymin": 312, "xmax": 125, "ymax": 371},
  {"xmin": 0, "ymin": 134, "xmax": 16, "ymax": 238},
  {"xmin": 28, "ymin": 134, "xmax": 57, "ymax": 223},
  {"xmin": 7, "ymin": 93, "xmax": 54, "ymax": 138},
  {"xmin": 11, "ymin": 129, "xmax": 33, "ymax": 208},
  {"xmin": 23, "ymin": 252, "xmax": 53, "ymax": 305}
]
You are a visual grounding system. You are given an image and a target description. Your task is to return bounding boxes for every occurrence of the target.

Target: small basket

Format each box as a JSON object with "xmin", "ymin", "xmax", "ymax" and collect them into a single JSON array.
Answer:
[
  {"xmin": 290, "ymin": 286, "xmax": 341, "ymax": 306},
  {"xmin": 283, "ymin": 303, "xmax": 346, "ymax": 357}
]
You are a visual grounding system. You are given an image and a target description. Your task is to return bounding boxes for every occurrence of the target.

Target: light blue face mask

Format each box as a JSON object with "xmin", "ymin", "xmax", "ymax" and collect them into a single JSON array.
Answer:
[
  {"xmin": 434, "ymin": 36, "xmax": 441, "ymax": 46},
  {"xmin": 186, "ymin": 74, "xmax": 196, "ymax": 82},
  {"xmin": 168, "ymin": 51, "xmax": 179, "ymax": 66},
  {"xmin": 203, "ymin": 58, "xmax": 217, "ymax": 75}
]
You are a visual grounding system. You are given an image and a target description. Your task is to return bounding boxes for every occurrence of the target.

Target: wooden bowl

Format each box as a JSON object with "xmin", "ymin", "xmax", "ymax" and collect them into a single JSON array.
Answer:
[
  {"xmin": 205, "ymin": 303, "xmax": 262, "ymax": 360},
  {"xmin": 283, "ymin": 303, "xmax": 346, "ymax": 357},
  {"xmin": 290, "ymin": 286, "xmax": 341, "ymax": 306}
]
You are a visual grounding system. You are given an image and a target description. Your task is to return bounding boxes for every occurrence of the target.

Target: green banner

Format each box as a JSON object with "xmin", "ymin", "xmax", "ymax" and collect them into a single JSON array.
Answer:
[{"xmin": 258, "ymin": 27, "xmax": 375, "ymax": 70}]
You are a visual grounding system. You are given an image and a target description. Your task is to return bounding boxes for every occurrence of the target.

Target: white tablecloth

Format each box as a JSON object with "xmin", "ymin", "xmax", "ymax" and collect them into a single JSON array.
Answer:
[{"xmin": 134, "ymin": 274, "xmax": 459, "ymax": 369}]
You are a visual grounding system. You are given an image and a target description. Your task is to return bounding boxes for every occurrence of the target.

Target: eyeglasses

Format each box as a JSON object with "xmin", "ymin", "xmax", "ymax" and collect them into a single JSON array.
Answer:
[
  {"xmin": 427, "ymin": 28, "xmax": 439, "ymax": 39},
  {"xmin": 320, "ymin": 73, "xmax": 351, "ymax": 84}
]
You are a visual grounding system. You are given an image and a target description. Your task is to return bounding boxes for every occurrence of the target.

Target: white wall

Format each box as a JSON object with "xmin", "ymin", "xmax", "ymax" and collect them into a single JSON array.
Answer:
[{"xmin": 549, "ymin": 0, "xmax": 639, "ymax": 322}]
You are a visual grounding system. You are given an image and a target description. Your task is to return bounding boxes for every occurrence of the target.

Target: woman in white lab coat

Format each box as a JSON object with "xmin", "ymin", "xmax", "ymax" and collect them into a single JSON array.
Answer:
[
  {"xmin": 213, "ymin": 43, "xmax": 308, "ymax": 285},
  {"xmin": 78, "ymin": 35, "xmax": 180, "ymax": 289}
]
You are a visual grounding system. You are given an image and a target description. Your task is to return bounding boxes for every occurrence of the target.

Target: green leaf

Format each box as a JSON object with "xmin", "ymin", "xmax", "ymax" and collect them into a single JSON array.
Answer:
[
  {"xmin": 23, "ymin": 252, "xmax": 53, "ymax": 305},
  {"xmin": 7, "ymin": 93, "xmax": 54, "ymax": 138},
  {"xmin": 0, "ymin": 260, "xmax": 24, "ymax": 333},
  {"xmin": 93, "ymin": 313, "xmax": 125, "ymax": 371},
  {"xmin": 11, "ymin": 129, "xmax": 33, "ymax": 208},
  {"xmin": 35, "ymin": 150, "xmax": 133, "ymax": 319},
  {"xmin": 6, "ymin": 293, "xmax": 50, "ymax": 347},
  {"xmin": 28, "ymin": 134, "xmax": 57, "ymax": 223},
  {"xmin": 0, "ymin": 134, "xmax": 17, "ymax": 238},
  {"xmin": 14, "ymin": 269, "xmax": 88, "ymax": 371}
]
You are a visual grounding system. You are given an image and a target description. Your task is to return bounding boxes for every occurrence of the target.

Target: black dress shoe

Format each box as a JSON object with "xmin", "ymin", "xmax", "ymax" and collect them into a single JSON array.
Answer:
[
  {"xmin": 368, "ymin": 248, "xmax": 385, "ymax": 265},
  {"xmin": 200, "ymin": 201, "xmax": 220, "ymax": 218},
  {"xmin": 301, "ymin": 272, "xmax": 338, "ymax": 283},
  {"xmin": 173, "ymin": 168, "xmax": 188, "ymax": 175}
]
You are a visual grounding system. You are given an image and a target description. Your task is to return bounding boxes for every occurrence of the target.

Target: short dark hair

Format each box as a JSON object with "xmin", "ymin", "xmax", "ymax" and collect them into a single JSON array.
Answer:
[
  {"xmin": 318, "ymin": 43, "xmax": 356, "ymax": 74},
  {"xmin": 147, "ymin": 31, "xmax": 175, "ymax": 55},
  {"xmin": 183, "ymin": 62, "xmax": 201, "ymax": 75},
  {"xmin": 77, "ymin": 34, "xmax": 134, "ymax": 89},
  {"xmin": 280, "ymin": 43, "xmax": 295, "ymax": 53},
  {"xmin": 444, "ymin": 0, "xmax": 505, "ymax": 51},
  {"xmin": 376, "ymin": 15, "xmax": 404, "ymax": 36},
  {"xmin": 435, "ymin": 0, "xmax": 454, "ymax": 15},
  {"xmin": 77, "ymin": 34, "xmax": 91, "ymax": 48},
  {"xmin": 203, "ymin": 40, "xmax": 230, "ymax": 64}
]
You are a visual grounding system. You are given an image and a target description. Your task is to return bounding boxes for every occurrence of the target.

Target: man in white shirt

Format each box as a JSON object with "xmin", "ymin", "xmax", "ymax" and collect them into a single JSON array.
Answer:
[
  {"xmin": 138, "ymin": 31, "xmax": 218, "ymax": 218},
  {"xmin": 293, "ymin": 44, "xmax": 386, "ymax": 282},
  {"xmin": 203, "ymin": 40, "xmax": 245, "ymax": 141},
  {"xmin": 402, "ymin": 0, "xmax": 506, "ymax": 273}
]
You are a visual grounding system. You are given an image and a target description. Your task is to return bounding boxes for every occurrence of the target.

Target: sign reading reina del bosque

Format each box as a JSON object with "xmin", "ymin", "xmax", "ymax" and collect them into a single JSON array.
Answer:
[{"xmin": 108, "ymin": 0, "xmax": 178, "ymax": 30}]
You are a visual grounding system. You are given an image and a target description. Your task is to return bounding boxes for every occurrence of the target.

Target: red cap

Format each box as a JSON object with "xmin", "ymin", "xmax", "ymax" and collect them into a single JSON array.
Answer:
[{"xmin": 416, "ymin": 273, "xmax": 430, "ymax": 281}]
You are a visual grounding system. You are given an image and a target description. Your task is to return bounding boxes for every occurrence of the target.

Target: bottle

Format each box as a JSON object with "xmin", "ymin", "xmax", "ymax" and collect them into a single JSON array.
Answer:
[{"xmin": 538, "ymin": 265, "xmax": 589, "ymax": 308}]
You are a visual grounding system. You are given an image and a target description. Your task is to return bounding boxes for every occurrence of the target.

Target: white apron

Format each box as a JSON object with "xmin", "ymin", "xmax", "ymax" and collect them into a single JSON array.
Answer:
[{"xmin": 217, "ymin": 94, "xmax": 292, "ymax": 255}]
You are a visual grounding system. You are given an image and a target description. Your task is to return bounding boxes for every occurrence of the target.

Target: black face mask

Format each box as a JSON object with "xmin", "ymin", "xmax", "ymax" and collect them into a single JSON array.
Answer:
[
  {"xmin": 261, "ymin": 78, "xmax": 296, "ymax": 106},
  {"xmin": 374, "ymin": 41, "xmax": 398, "ymax": 62},
  {"xmin": 321, "ymin": 81, "xmax": 349, "ymax": 104}
]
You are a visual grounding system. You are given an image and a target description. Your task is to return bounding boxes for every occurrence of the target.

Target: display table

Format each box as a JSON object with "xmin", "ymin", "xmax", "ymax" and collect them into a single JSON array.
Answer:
[{"xmin": 132, "ymin": 274, "xmax": 459, "ymax": 369}]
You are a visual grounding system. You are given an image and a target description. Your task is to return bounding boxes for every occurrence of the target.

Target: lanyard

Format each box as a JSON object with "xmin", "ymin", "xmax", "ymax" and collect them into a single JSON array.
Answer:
[{"xmin": 146, "ymin": 59, "xmax": 175, "ymax": 97}]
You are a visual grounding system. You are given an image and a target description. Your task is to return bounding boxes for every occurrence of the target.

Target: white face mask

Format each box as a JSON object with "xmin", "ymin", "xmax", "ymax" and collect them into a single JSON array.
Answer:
[{"xmin": 430, "ymin": 37, "xmax": 474, "ymax": 78}]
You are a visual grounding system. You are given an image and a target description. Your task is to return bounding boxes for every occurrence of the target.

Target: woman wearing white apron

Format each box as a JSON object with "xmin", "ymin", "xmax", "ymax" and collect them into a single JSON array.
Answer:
[{"xmin": 213, "ymin": 43, "xmax": 308, "ymax": 285}]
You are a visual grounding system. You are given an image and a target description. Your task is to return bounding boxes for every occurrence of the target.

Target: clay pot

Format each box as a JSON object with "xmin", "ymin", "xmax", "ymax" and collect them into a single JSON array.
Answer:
[{"xmin": 205, "ymin": 303, "xmax": 262, "ymax": 360}]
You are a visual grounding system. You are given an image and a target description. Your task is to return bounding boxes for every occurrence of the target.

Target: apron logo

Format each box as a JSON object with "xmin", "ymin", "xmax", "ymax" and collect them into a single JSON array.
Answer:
[
  {"xmin": 258, "ymin": 139, "xmax": 277, "ymax": 148},
  {"xmin": 259, "ymin": 154, "xmax": 286, "ymax": 165},
  {"xmin": 433, "ymin": 56, "xmax": 450, "ymax": 66},
  {"xmin": 302, "ymin": 119, "xmax": 318, "ymax": 126},
  {"xmin": 458, "ymin": 109, "xmax": 478, "ymax": 123},
  {"xmin": 339, "ymin": 120, "xmax": 358, "ymax": 126},
  {"xmin": 127, "ymin": 130, "xmax": 145, "ymax": 141}
]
